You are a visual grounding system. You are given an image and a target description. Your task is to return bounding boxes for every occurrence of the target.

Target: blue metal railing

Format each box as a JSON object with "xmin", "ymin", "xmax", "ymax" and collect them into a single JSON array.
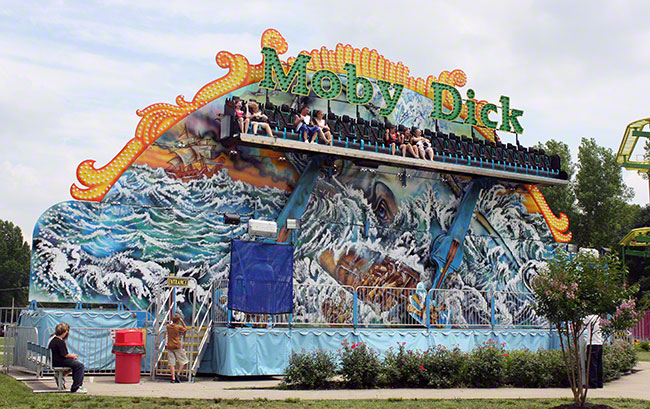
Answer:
[{"xmin": 215, "ymin": 283, "xmax": 549, "ymax": 330}]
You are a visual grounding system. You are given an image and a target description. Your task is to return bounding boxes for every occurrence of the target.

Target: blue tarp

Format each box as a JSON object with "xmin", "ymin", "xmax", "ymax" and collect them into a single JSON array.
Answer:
[
  {"xmin": 18, "ymin": 309, "xmax": 141, "ymax": 371},
  {"xmin": 228, "ymin": 240, "xmax": 294, "ymax": 314},
  {"xmin": 208, "ymin": 328, "xmax": 561, "ymax": 376}
]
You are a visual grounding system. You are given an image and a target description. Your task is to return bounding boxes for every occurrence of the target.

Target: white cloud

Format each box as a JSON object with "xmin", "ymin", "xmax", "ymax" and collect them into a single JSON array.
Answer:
[{"xmin": 624, "ymin": 171, "xmax": 649, "ymax": 205}]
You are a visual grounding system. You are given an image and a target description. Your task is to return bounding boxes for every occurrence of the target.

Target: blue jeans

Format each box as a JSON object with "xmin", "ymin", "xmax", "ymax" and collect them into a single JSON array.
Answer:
[
  {"xmin": 298, "ymin": 124, "xmax": 319, "ymax": 139},
  {"xmin": 61, "ymin": 358, "xmax": 85, "ymax": 391}
]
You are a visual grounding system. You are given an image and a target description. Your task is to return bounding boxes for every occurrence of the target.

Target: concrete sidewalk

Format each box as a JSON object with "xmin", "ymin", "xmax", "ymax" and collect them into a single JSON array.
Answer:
[{"xmin": 14, "ymin": 362, "xmax": 650, "ymax": 401}]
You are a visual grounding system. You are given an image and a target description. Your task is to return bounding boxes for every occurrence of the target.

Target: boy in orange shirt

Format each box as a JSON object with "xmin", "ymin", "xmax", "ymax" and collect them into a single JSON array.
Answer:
[{"xmin": 166, "ymin": 313, "xmax": 188, "ymax": 383}]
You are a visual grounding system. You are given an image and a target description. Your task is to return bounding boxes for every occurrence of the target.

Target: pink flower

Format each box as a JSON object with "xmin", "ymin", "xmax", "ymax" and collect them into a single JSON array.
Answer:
[
  {"xmin": 504, "ymin": 353, "xmax": 509, "ymax": 357},
  {"xmin": 419, "ymin": 365, "xmax": 425, "ymax": 371},
  {"xmin": 351, "ymin": 343, "xmax": 357, "ymax": 349}
]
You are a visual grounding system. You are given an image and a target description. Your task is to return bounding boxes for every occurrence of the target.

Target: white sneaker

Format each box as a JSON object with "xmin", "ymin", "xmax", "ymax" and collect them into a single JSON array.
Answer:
[{"xmin": 73, "ymin": 387, "xmax": 88, "ymax": 394}]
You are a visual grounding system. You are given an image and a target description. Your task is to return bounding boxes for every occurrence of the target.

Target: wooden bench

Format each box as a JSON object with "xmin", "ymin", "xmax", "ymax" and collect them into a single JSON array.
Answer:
[{"xmin": 26, "ymin": 342, "xmax": 68, "ymax": 391}]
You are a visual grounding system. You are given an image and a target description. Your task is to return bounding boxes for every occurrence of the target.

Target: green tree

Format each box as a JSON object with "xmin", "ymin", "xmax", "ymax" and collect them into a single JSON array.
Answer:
[
  {"xmin": 535, "ymin": 140, "xmax": 578, "ymax": 223},
  {"xmin": 574, "ymin": 137, "xmax": 636, "ymax": 249},
  {"xmin": 533, "ymin": 251, "xmax": 638, "ymax": 407},
  {"xmin": 0, "ymin": 220, "xmax": 31, "ymax": 306}
]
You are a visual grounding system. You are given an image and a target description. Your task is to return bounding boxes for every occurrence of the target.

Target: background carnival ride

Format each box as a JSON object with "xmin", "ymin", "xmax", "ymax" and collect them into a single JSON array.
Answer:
[{"xmin": 24, "ymin": 29, "xmax": 572, "ymax": 376}]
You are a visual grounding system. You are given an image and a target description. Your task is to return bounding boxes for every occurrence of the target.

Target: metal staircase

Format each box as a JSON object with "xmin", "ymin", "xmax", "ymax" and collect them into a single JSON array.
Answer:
[{"xmin": 151, "ymin": 281, "xmax": 214, "ymax": 382}]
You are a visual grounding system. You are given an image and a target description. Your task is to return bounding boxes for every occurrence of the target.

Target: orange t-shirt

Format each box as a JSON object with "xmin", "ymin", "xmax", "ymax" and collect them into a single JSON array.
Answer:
[{"xmin": 166, "ymin": 323, "xmax": 187, "ymax": 350}]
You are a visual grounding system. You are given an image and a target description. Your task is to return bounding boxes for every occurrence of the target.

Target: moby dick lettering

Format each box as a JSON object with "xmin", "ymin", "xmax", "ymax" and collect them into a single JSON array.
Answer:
[{"xmin": 428, "ymin": 82, "xmax": 524, "ymax": 133}]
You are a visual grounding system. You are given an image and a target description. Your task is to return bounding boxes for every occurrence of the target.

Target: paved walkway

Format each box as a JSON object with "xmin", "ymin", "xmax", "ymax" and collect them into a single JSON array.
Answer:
[{"xmin": 13, "ymin": 362, "xmax": 650, "ymax": 401}]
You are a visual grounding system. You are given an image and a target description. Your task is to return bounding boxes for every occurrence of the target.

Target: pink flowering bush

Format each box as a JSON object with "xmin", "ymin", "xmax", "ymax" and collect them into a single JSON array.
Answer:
[
  {"xmin": 420, "ymin": 345, "xmax": 465, "ymax": 388},
  {"xmin": 339, "ymin": 340, "xmax": 380, "ymax": 388},
  {"xmin": 601, "ymin": 298, "xmax": 643, "ymax": 337},
  {"xmin": 603, "ymin": 340, "xmax": 637, "ymax": 382},
  {"xmin": 282, "ymin": 342, "xmax": 629, "ymax": 389},
  {"xmin": 532, "ymin": 250, "xmax": 639, "ymax": 407},
  {"xmin": 505, "ymin": 348, "xmax": 567, "ymax": 388},
  {"xmin": 380, "ymin": 342, "xmax": 422, "ymax": 387},
  {"xmin": 282, "ymin": 349, "xmax": 336, "ymax": 389},
  {"xmin": 462, "ymin": 339, "xmax": 506, "ymax": 387}
]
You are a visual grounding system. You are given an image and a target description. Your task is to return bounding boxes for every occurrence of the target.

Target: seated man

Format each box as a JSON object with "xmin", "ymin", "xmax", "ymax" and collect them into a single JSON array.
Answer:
[
  {"xmin": 294, "ymin": 105, "xmax": 319, "ymax": 143},
  {"xmin": 48, "ymin": 323, "xmax": 86, "ymax": 393}
]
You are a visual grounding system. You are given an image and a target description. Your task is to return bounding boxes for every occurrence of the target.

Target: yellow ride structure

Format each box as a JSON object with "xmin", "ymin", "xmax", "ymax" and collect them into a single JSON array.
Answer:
[
  {"xmin": 616, "ymin": 117, "xmax": 650, "ymax": 201},
  {"xmin": 620, "ymin": 227, "xmax": 650, "ymax": 262},
  {"xmin": 616, "ymin": 119, "xmax": 650, "ymax": 263}
]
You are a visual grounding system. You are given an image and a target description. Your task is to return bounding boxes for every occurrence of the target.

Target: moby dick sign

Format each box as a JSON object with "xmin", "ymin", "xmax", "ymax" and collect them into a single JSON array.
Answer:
[{"xmin": 260, "ymin": 47, "xmax": 524, "ymax": 134}]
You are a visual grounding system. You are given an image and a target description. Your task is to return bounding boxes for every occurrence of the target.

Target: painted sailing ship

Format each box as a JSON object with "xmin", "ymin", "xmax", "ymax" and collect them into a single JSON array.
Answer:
[{"xmin": 163, "ymin": 125, "xmax": 224, "ymax": 181}]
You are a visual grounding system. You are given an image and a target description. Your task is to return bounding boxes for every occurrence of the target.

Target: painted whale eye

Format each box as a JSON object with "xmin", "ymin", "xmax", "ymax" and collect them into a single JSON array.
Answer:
[
  {"xmin": 370, "ymin": 182, "xmax": 398, "ymax": 225},
  {"xmin": 376, "ymin": 199, "xmax": 389, "ymax": 222}
]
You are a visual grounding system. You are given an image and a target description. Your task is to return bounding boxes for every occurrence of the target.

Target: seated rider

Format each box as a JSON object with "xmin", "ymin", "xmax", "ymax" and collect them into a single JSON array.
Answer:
[
  {"xmin": 247, "ymin": 102, "xmax": 273, "ymax": 137},
  {"xmin": 385, "ymin": 125, "xmax": 400, "ymax": 155},
  {"xmin": 413, "ymin": 129, "xmax": 434, "ymax": 160},
  {"xmin": 313, "ymin": 110, "xmax": 331, "ymax": 145},
  {"xmin": 48, "ymin": 323, "xmax": 86, "ymax": 394},
  {"xmin": 400, "ymin": 128, "xmax": 419, "ymax": 159},
  {"xmin": 233, "ymin": 98, "xmax": 249, "ymax": 134},
  {"xmin": 294, "ymin": 105, "xmax": 319, "ymax": 143}
]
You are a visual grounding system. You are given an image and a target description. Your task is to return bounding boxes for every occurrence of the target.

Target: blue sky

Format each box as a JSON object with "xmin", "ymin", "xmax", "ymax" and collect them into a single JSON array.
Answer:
[{"xmin": 2, "ymin": 0, "xmax": 650, "ymax": 243}]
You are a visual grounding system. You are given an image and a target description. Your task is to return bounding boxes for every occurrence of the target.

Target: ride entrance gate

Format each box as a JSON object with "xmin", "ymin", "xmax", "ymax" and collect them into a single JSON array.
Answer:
[{"xmin": 150, "ymin": 276, "xmax": 213, "ymax": 382}]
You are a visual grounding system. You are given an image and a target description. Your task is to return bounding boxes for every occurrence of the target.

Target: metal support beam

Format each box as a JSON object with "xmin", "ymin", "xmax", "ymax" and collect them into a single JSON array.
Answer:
[
  {"xmin": 275, "ymin": 155, "xmax": 325, "ymax": 242},
  {"xmin": 429, "ymin": 178, "xmax": 494, "ymax": 290},
  {"xmin": 623, "ymin": 248, "xmax": 650, "ymax": 258}
]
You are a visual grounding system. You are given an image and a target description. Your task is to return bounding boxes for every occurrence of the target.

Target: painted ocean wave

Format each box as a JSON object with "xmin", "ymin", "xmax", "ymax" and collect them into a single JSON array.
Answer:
[{"xmin": 31, "ymin": 160, "xmax": 559, "ymax": 326}]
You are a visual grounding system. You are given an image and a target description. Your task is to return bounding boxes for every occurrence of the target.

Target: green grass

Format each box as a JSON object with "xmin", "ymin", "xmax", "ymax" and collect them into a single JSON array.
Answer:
[
  {"xmin": 636, "ymin": 349, "xmax": 650, "ymax": 362},
  {"xmin": 635, "ymin": 345, "xmax": 650, "ymax": 362},
  {"xmin": 1, "ymin": 375, "xmax": 649, "ymax": 409}
]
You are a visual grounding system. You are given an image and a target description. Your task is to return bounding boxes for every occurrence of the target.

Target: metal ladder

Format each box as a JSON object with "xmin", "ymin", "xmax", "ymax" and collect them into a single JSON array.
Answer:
[{"xmin": 151, "ymin": 282, "xmax": 213, "ymax": 382}]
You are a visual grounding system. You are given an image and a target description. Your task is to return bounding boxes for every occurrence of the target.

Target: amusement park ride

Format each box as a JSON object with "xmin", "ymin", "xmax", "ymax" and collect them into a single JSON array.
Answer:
[
  {"xmin": 221, "ymin": 88, "xmax": 568, "ymax": 296},
  {"xmin": 616, "ymin": 117, "xmax": 650, "ymax": 260},
  {"xmin": 19, "ymin": 29, "xmax": 575, "ymax": 378}
]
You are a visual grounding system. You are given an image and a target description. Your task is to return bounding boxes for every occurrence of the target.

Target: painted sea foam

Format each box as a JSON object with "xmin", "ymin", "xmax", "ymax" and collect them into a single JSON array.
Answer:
[{"xmin": 31, "ymin": 156, "xmax": 558, "ymax": 326}]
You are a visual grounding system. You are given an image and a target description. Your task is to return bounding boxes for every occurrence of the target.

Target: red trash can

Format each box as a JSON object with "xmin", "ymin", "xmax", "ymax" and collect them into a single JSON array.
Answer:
[{"xmin": 112, "ymin": 329, "xmax": 145, "ymax": 383}]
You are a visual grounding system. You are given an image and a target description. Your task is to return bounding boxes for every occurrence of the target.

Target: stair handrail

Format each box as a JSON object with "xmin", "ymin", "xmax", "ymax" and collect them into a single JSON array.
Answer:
[
  {"xmin": 190, "ymin": 297, "xmax": 213, "ymax": 374},
  {"xmin": 151, "ymin": 286, "xmax": 174, "ymax": 380},
  {"xmin": 191, "ymin": 289, "xmax": 212, "ymax": 328},
  {"xmin": 152, "ymin": 287, "xmax": 173, "ymax": 332},
  {"xmin": 188, "ymin": 282, "xmax": 214, "ymax": 380}
]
